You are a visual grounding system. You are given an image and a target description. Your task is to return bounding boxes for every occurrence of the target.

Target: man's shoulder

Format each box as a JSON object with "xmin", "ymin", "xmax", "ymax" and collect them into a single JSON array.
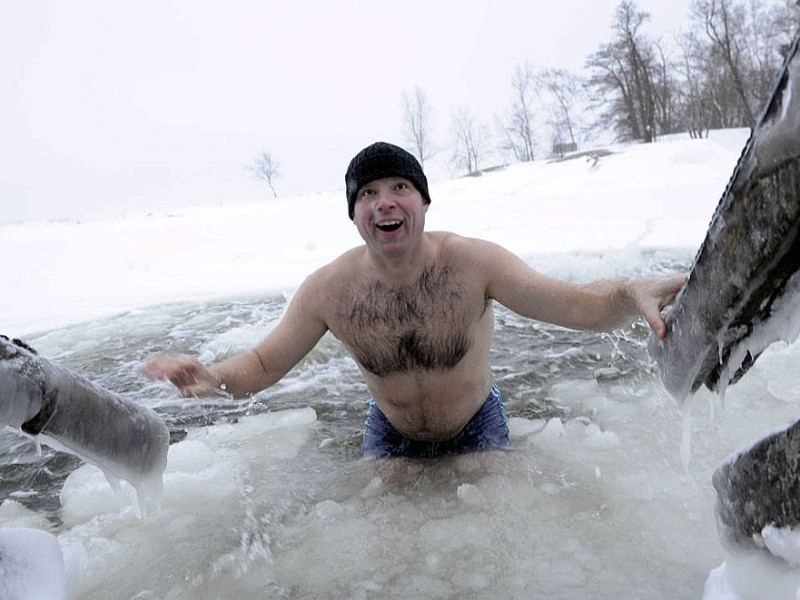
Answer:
[
  {"xmin": 430, "ymin": 231, "xmax": 496, "ymax": 259},
  {"xmin": 307, "ymin": 246, "xmax": 365, "ymax": 284},
  {"xmin": 293, "ymin": 249, "xmax": 364, "ymax": 316},
  {"xmin": 331, "ymin": 245, "xmax": 367, "ymax": 269},
  {"xmin": 429, "ymin": 230, "xmax": 474, "ymax": 249}
]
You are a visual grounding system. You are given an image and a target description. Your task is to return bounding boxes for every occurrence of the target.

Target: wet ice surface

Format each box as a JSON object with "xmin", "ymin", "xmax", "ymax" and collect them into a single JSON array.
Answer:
[{"xmin": 2, "ymin": 254, "xmax": 800, "ymax": 598}]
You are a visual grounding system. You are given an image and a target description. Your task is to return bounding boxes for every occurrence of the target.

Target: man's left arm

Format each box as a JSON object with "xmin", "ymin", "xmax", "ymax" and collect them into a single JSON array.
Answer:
[
  {"xmin": 471, "ymin": 239, "xmax": 685, "ymax": 338},
  {"xmin": 615, "ymin": 274, "xmax": 686, "ymax": 339}
]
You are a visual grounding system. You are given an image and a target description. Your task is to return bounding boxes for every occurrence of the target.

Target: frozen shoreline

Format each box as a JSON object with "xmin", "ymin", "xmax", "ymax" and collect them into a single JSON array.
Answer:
[{"xmin": 1, "ymin": 131, "xmax": 747, "ymax": 337}]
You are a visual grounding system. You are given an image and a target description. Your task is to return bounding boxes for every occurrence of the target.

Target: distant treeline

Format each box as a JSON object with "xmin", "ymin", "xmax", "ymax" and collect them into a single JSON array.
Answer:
[
  {"xmin": 401, "ymin": 0, "xmax": 799, "ymax": 175},
  {"xmin": 251, "ymin": 0, "xmax": 799, "ymax": 193}
]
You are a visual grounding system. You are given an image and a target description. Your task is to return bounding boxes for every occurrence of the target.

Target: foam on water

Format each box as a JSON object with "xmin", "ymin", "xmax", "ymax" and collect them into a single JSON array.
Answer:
[{"xmin": 53, "ymin": 409, "xmax": 317, "ymax": 598}]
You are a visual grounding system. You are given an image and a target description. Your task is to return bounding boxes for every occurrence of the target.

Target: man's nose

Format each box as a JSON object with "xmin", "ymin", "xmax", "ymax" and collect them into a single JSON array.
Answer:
[{"xmin": 375, "ymin": 191, "xmax": 396, "ymax": 210}]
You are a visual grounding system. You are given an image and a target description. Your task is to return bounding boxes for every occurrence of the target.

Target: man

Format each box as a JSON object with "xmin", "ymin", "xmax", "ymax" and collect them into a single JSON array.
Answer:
[{"xmin": 141, "ymin": 142, "xmax": 684, "ymax": 459}]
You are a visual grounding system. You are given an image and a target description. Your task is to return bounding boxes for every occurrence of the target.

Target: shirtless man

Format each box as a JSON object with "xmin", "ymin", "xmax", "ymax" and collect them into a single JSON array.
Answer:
[{"xmin": 141, "ymin": 142, "xmax": 685, "ymax": 459}]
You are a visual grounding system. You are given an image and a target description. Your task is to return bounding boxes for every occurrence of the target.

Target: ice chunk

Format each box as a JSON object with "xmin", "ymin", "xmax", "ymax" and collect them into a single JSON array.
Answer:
[{"xmin": 0, "ymin": 527, "xmax": 68, "ymax": 600}]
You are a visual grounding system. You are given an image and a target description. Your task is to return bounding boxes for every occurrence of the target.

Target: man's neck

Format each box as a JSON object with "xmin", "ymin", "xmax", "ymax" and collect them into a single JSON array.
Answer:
[{"xmin": 367, "ymin": 233, "xmax": 436, "ymax": 284}]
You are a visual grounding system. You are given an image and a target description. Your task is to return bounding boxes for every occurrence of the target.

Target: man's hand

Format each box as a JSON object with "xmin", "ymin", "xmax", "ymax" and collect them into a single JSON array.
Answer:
[
  {"xmin": 627, "ymin": 273, "xmax": 687, "ymax": 340},
  {"xmin": 139, "ymin": 354, "xmax": 222, "ymax": 398}
]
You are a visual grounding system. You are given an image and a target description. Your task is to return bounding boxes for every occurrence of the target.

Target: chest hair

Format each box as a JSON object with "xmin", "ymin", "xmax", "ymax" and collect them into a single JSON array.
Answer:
[{"xmin": 339, "ymin": 265, "xmax": 477, "ymax": 377}]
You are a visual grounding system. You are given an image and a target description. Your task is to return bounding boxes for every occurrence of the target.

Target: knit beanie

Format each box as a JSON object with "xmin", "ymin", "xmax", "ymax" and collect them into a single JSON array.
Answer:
[{"xmin": 345, "ymin": 142, "xmax": 431, "ymax": 219}]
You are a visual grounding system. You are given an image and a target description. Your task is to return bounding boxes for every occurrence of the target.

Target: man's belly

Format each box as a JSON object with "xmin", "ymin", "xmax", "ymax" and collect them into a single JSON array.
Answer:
[{"xmin": 367, "ymin": 371, "xmax": 493, "ymax": 442}]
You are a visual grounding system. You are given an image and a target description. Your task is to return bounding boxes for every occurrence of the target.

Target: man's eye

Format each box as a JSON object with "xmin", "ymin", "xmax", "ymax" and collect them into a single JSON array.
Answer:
[
  {"xmin": 395, "ymin": 182, "xmax": 409, "ymax": 190},
  {"xmin": 360, "ymin": 189, "xmax": 375, "ymax": 198}
]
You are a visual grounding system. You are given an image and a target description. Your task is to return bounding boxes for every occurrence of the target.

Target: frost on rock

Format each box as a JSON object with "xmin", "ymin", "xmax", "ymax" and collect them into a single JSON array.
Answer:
[
  {"xmin": 713, "ymin": 416, "xmax": 800, "ymax": 556},
  {"xmin": 0, "ymin": 335, "xmax": 169, "ymax": 516},
  {"xmin": 648, "ymin": 32, "xmax": 800, "ymax": 405}
]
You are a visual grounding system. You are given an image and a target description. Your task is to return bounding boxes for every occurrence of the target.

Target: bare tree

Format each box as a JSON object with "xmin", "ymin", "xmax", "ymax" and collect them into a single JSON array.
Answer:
[
  {"xmin": 401, "ymin": 86, "xmax": 434, "ymax": 168},
  {"xmin": 249, "ymin": 151, "xmax": 280, "ymax": 198},
  {"xmin": 736, "ymin": 0, "xmax": 800, "ymax": 104},
  {"xmin": 675, "ymin": 30, "xmax": 714, "ymax": 138},
  {"xmin": 683, "ymin": 24, "xmax": 747, "ymax": 129},
  {"xmin": 450, "ymin": 107, "xmax": 490, "ymax": 175},
  {"xmin": 683, "ymin": 0, "xmax": 799, "ymax": 130},
  {"xmin": 535, "ymin": 67, "xmax": 585, "ymax": 154},
  {"xmin": 772, "ymin": 0, "xmax": 800, "ymax": 56},
  {"xmin": 498, "ymin": 62, "xmax": 537, "ymax": 162},
  {"xmin": 578, "ymin": 0, "xmax": 799, "ymax": 143},
  {"xmin": 651, "ymin": 39, "xmax": 681, "ymax": 136},
  {"xmin": 693, "ymin": 0, "xmax": 757, "ymax": 127},
  {"xmin": 585, "ymin": 0, "xmax": 660, "ymax": 143}
]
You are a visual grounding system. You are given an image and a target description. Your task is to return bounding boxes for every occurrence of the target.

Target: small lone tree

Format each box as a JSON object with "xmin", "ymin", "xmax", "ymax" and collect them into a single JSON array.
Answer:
[{"xmin": 250, "ymin": 151, "xmax": 280, "ymax": 197}]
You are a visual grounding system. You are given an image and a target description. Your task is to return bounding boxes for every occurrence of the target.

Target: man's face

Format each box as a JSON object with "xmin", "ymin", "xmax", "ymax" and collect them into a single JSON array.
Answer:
[{"xmin": 352, "ymin": 177, "xmax": 428, "ymax": 256}]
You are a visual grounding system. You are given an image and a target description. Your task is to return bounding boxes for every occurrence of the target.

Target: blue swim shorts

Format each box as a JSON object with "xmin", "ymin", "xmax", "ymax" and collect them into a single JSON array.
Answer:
[{"xmin": 362, "ymin": 383, "xmax": 511, "ymax": 459}]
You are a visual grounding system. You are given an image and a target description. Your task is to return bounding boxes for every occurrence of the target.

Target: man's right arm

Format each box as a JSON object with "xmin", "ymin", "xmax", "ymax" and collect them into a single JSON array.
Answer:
[{"xmin": 140, "ymin": 273, "xmax": 330, "ymax": 399}]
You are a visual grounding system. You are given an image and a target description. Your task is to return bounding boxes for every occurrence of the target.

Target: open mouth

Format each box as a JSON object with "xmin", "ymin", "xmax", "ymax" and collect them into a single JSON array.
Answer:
[{"xmin": 376, "ymin": 219, "xmax": 403, "ymax": 233}]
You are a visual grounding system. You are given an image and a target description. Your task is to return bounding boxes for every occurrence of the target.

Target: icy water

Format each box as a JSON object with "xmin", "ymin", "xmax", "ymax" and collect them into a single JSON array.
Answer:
[
  {"xmin": 0, "ymin": 292, "xmax": 649, "ymax": 522},
  {"xmin": 4, "ymin": 248, "xmax": 798, "ymax": 599}
]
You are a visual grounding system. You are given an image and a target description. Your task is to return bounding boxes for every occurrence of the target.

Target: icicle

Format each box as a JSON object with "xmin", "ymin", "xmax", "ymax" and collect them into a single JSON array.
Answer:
[{"xmin": 680, "ymin": 400, "xmax": 693, "ymax": 470}]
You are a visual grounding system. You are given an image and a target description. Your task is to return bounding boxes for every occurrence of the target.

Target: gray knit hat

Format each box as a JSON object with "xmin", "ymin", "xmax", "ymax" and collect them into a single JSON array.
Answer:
[{"xmin": 345, "ymin": 142, "xmax": 431, "ymax": 219}]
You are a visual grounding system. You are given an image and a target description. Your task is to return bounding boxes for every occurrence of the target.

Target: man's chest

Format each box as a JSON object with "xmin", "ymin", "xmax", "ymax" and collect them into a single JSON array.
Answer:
[{"xmin": 328, "ymin": 265, "xmax": 487, "ymax": 376}]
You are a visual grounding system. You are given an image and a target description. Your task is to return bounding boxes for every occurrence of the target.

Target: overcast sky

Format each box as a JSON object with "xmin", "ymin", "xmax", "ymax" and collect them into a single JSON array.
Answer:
[{"xmin": 2, "ymin": 0, "xmax": 694, "ymax": 224}]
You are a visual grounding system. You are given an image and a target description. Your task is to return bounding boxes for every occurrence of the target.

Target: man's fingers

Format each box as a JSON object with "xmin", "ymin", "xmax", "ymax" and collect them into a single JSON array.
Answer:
[
  {"xmin": 652, "ymin": 317, "xmax": 668, "ymax": 339},
  {"xmin": 140, "ymin": 355, "xmax": 202, "ymax": 384},
  {"xmin": 641, "ymin": 307, "xmax": 667, "ymax": 339},
  {"xmin": 139, "ymin": 360, "xmax": 168, "ymax": 380}
]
